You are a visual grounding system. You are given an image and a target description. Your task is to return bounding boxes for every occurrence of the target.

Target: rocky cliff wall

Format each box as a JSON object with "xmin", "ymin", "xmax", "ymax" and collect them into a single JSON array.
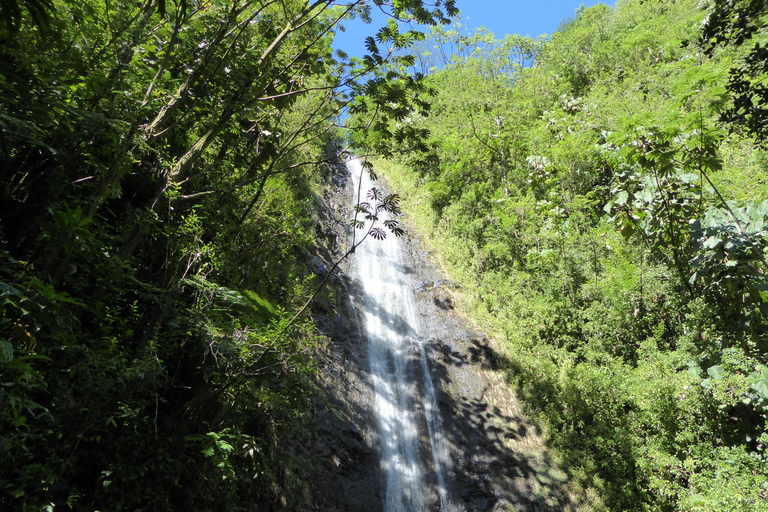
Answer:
[{"xmin": 308, "ymin": 158, "xmax": 572, "ymax": 512}]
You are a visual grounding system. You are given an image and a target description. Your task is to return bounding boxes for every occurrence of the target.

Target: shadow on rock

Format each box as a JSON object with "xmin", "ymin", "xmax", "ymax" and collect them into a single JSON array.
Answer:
[{"xmin": 309, "ymin": 159, "xmax": 574, "ymax": 511}]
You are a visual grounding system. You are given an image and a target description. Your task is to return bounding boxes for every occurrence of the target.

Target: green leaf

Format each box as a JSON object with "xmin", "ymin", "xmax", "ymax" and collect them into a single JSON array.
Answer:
[
  {"xmin": 707, "ymin": 365, "xmax": 725, "ymax": 380},
  {"xmin": 687, "ymin": 361, "xmax": 702, "ymax": 378},
  {"xmin": 750, "ymin": 365, "xmax": 768, "ymax": 399},
  {"xmin": 619, "ymin": 221, "xmax": 634, "ymax": 240},
  {"xmin": 754, "ymin": 380, "xmax": 768, "ymax": 399},
  {"xmin": 680, "ymin": 173, "xmax": 700, "ymax": 184},
  {"xmin": 747, "ymin": 219, "xmax": 764, "ymax": 235},
  {"xmin": 0, "ymin": 340, "xmax": 14, "ymax": 363},
  {"xmin": 690, "ymin": 494, "xmax": 706, "ymax": 505},
  {"xmin": 244, "ymin": 290, "xmax": 276, "ymax": 315},
  {"xmin": 637, "ymin": 189, "xmax": 654, "ymax": 203}
]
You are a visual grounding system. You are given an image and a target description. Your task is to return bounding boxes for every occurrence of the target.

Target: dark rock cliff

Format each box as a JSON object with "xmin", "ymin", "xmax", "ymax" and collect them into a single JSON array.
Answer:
[{"xmin": 308, "ymin": 157, "xmax": 572, "ymax": 512}]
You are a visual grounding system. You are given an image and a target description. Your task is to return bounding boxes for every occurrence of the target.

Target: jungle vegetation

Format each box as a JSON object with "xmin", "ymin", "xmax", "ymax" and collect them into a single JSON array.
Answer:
[
  {"xmin": 362, "ymin": 0, "xmax": 768, "ymax": 509},
  {"xmin": 0, "ymin": 0, "xmax": 453, "ymax": 510},
  {"xmin": 3, "ymin": 0, "xmax": 768, "ymax": 510}
]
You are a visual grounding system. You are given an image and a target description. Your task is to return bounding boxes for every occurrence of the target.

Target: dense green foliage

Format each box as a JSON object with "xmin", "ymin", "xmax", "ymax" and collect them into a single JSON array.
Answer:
[
  {"xmin": 0, "ymin": 0, "xmax": 456, "ymax": 509},
  {"xmin": 5, "ymin": 0, "xmax": 768, "ymax": 509},
  {"xmin": 373, "ymin": 0, "xmax": 768, "ymax": 509}
]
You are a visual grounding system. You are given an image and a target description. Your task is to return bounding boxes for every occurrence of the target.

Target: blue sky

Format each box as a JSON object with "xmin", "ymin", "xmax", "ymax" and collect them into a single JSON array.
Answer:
[{"xmin": 332, "ymin": 1, "xmax": 615, "ymax": 58}]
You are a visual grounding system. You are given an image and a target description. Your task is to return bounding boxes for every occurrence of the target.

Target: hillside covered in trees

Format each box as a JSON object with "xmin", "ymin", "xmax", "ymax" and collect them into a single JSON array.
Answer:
[
  {"xmin": 2, "ymin": 0, "xmax": 768, "ymax": 510},
  {"xmin": 360, "ymin": 0, "xmax": 768, "ymax": 510},
  {"xmin": 0, "ymin": 0, "xmax": 453, "ymax": 510}
]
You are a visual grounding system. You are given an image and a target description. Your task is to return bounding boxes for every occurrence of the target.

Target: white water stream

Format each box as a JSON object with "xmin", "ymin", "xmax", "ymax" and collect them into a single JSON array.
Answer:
[{"xmin": 347, "ymin": 159, "xmax": 452, "ymax": 511}]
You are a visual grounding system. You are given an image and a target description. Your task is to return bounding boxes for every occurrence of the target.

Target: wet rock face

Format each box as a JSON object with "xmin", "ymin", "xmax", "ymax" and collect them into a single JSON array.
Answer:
[
  {"xmin": 309, "ymin": 158, "xmax": 384, "ymax": 512},
  {"xmin": 310, "ymin": 159, "xmax": 570, "ymax": 512},
  {"xmin": 310, "ymin": 280, "xmax": 387, "ymax": 512},
  {"xmin": 404, "ymin": 239, "xmax": 574, "ymax": 512}
]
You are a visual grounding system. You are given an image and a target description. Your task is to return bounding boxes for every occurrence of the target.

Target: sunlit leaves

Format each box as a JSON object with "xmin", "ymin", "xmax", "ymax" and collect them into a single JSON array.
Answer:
[
  {"xmin": 0, "ymin": 0, "xmax": 463, "ymax": 509},
  {"xmin": 371, "ymin": 2, "xmax": 768, "ymax": 510},
  {"xmin": 750, "ymin": 364, "xmax": 768, "ymax": 402},
  {"xmin": 689, "ymin": 200, "xmax": 768, "ymax": 313}
]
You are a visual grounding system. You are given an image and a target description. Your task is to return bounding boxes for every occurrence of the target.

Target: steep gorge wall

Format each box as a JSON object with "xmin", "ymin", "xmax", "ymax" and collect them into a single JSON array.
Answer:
[{"xmin": 307, "ymin": 159, "xmax": 575, "ymax": 511}]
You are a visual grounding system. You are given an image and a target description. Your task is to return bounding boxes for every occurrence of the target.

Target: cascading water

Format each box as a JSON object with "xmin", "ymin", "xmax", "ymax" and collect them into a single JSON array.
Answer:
[{"xmin": 347, "ymin": 158, "xmax": 453, "ymax": 511}]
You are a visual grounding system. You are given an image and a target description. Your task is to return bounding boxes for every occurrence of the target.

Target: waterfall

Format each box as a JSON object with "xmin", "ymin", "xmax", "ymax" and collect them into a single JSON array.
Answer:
[{"xmin": 347, "ymin": 158, "xmax": 452, "ymax": 511}]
